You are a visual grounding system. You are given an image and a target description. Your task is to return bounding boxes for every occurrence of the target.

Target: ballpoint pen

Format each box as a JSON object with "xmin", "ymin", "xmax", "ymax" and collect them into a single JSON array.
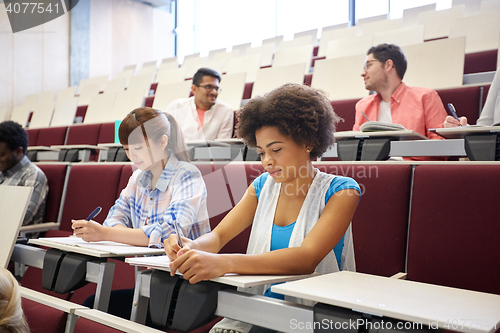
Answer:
[
  {"xmin": 360, "ymin": 111, "xmax": 371, "ymax": 122},
  {"xmin": 85, "ymin": 206, "xmax": 102, "ymax": 221},
  {"xmin": 447, "ymin": 103, "xmax": 462, "ymax": 127},
  {"xmin": 172, "ymin": 213, "xmax": 184, "ymax": 248},
  {"xmin": 73, "ymin": 206, "xmax": 102, "ymax": 235}
]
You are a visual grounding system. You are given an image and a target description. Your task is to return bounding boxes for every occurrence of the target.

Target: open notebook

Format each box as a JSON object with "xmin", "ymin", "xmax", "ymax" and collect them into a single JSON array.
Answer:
[{"xmin": 360, "ymin": 121, "xmax": 406, "ymax": 132}]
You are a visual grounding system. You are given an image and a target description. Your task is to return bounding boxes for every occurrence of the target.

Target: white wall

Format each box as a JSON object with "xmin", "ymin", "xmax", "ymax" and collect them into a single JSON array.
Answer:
[
  {"xmin": 0, "ymin": 6, "xmax": 69, "ymax": 118},
  {"xmin": 89, "ymin": 0, "xmax": 175, "ymax": 79},
  {"xmin": 0, "ymin": 0, "xmax": 175, "ymax": 118}
]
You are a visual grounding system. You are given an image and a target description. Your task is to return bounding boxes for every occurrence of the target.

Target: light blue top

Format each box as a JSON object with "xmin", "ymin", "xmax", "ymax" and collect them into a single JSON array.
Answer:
[{"xmin": 254, "ymin": 172, "xmax": 360, "ymax": 299}]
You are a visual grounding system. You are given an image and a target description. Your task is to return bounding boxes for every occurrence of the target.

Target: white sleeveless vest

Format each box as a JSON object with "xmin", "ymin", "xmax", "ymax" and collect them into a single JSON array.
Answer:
[{"xmin": 244, "ymin": 169, "xmax": 356, "ymax": 296}]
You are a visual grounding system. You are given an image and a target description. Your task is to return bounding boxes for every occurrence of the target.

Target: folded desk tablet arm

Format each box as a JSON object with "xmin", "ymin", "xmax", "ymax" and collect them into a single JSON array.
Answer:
[
  {"xmin": 335, "ymin": 130, "xmax": 428, "ymax": 161},
  {"xmin": 126, "ymin": 256, "xmax": 317, "ymax": 332},
  {"xmin": 13, "ymin": 237, "xmax": 163, "ymax": 312}
]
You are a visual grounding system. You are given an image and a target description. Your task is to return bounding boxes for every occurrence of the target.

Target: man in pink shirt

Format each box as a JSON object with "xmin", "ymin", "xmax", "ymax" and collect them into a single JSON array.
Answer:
[{"xmin": 353, "ymin": 44, "xmax": 447, "ymax": 160}]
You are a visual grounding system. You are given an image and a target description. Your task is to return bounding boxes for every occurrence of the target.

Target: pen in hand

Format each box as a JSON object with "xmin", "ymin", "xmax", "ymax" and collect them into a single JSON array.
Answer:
[
  {"xmin": 447, "ymin": 103, "xmax": 462, "ymax": 127},
  {"xmin": 360, "ymin": 111, "xmax": 371, "ymax": 122},
  {"xmin": 172, "ymin": 213, "xmax": 184, "ymax": 248},
  {"xmin": 73, "ymin": 206, "xmax": 102, "ymax": 236},
  {"xmin": 85, "ymin": 206, "xmax": 102, "ymax": 221}
]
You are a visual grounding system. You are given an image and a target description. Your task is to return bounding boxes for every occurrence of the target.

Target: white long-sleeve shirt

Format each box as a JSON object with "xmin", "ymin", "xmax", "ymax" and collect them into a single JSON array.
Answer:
[
  {"xmin": 164, "ymin": 96, "xmax": 234, "ymax": 140},
  {"xmin": 477, "ymin": 67, "xmax": 500, "ymax": 126}
]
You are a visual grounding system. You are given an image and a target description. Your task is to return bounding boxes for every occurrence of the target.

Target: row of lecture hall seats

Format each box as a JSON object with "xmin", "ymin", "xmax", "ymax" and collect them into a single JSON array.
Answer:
[
  {"xmin": 8, "ymin": 45, "xmax": 499, "ymax": 128},
  {"xmin": 6, "ymin": 15, "xmax": 500, "ymax": 125},
  {"xmin": 15, "ymin": 160, "xmax": 500, "ymax": 333},
  {"xmin": 8, "ymin": 31, "xmax": 498, "ymax": 129},
  {"xmin": 23, "ymin": 80, "xmax": 492, "ymax": 150}
]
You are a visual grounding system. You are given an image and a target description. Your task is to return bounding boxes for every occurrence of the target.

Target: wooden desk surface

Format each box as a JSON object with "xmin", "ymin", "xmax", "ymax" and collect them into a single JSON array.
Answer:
[{"xmin": 272, "ymin": 271, "xmax": 500, "ymax": 333}]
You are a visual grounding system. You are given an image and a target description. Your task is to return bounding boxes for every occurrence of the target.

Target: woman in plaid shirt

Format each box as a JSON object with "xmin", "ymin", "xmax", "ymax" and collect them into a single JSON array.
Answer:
[{"xmin": 72, "ymin": 107, "xmax": 210, "ymax": 248}]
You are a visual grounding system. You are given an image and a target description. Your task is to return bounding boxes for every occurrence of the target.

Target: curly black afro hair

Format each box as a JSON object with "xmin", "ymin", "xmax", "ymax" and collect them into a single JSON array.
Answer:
[
  {"xmin": 0, "ymin": 121, "xmax": 28, "ymax": 154},
  {"xmin": 237, "ymin": 84, "xmax": 340, "ymax": 159}
]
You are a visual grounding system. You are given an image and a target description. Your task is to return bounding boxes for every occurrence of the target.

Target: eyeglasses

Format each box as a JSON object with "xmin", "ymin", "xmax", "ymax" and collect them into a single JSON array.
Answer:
[
  {"xmin": 197, "ymin": 84, "xmax": 221, "ymax": 93},
  {"xmin": 363, "ymin": 60, "xmax": 381, "ymax": 71}
]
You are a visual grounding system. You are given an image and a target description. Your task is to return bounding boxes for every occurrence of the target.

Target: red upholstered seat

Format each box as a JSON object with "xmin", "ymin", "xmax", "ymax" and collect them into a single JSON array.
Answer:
[
  {"xmin": 436, "ymin": 86, "xmax": 481, "ymax": 125},
  {"xmin": 22, "ymin": 297, "xmax": 68, "ymax": 333},
  {"xmin": 76, "ymin": 105, "xmax": 88, "ymax": 122},
  {"xmin": 145, "ymin": 96, "xmax": 155, "ymax": 108},
  {"xmin": 330, "ymin": 99, "xmax": 361, "ymax": 132},
  {"xmin": 464, "ymin": 50, "xmax": 498, "ymax": 74},
  {"xmin": 304, "ymin": 74, "xmax": 313, "ymax": 86},
  {"xmin": 314, "ymin": 163, "xmax": 412, "ymax": 277},
  {"xmin": 54, "ymin": 164, "xmax": 124, "ymax": 233},
  {"xmin": 36, "ymin": 126, "xmax": 68, "ymax": 146},
  {"xmin": 243, "ymin": 82, "xmax": 253, "ymax": 100},
  {"xmin": 204, "ymin": 163, "xmax": 264, "ymax": 254},
  {"xmin": 70, "ymin": 259, "xmax": 137, "ymax": 306},
  {"xmin": 20, "ymin": 266, "xmax": 72, "ymax": 300},
  {"xmin": 26, "ymin": 128, "xmax": 40, "ymax": 146},
  {"xmin": 150, "ymin": 82, "xmax": 158, "ymax": 94},
  {"xmin": 311, "ymin": 56, "xmax": 326, "ymax": 68},
  {"xmin": 99, "ymin": 122, "xmax": 116, "ymax": 144},
  {"xmin": 36, "ymin": 164, "xmax": 69, "ymax": 223},
  {"xmin": 408, "ymin": 165, "xmax": 500, "ymax": 295},
  {"xmin": 66, "ymin": 124, "xmax": 102, "ymax": 145},
  {"xmin": 73, "ymin": 317, "xmax": 123, "ymax": 332},
  {"xmin": 117, "ymin": 164, "xmax": 134, "ymax": 199}
]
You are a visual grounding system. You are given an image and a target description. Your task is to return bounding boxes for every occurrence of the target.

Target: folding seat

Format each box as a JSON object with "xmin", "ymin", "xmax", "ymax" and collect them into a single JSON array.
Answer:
[
  {"xmin": 83, "ymin": 93, "xmax": 117, "ymax": 124},
  {"xmin": 314, "ymin": 163, "xmax": 413, "ymax": 277},
  {"xmin": 463, "ymin": 50, "xmax": 498, "ymax": 74},
  {"xmin": 252, "ymin": 63, "xmax": 305, "ymax": 98},
  {"xmin": 217, "ymin": 73, "xmax": 246, "ymax": 112},
  {"xmin": 73, "ymin": 317, "xmax": 124, "ymax": 332},
  {"xmin": 402, "ymin": 37, "xmax": 465, "ymax": 90},
  {"xmin": 401, "ymin": 3, "xmax": 435, "ymax": 27},
  {"xmin": 205, "ymin": 162, "xmax": 264, "ymax": 254},
  {"xmin": 98, "ymin": 122, "xmax": 116, "ymax": 144},
  {"xmin": 273, "ymin": 45, "xmax": 314, "ymax": 75},
  {"xmin": 36, "ymin": 163, "xmax": 70, "ymax": 224},
  {"xmin": 436, "ymin": 86, "xmax": 481, "ymax": 125},
  {"xmin": 51, "ymin": 97, "xmax": 79, "ymax": 127},
  {"xmin": 26, "ymin": 128, "xmax": 40, "ymax": 146},
  {"xmin": 47, "ymin": 163, "xmax": 124, "ymax": 236},
  {"xmin": 73, "ymin": 309, "xmax": 167, "ymax": 333},
  {"xmin": 66, "ymin": 124, "xmax": 102, "ymax": 145},
  {"xmin": 10, "ymin": 104, "xmax": 31, "ymax": 128},
  {"xmin": 417, "ymin": 4, "xmax": 464, "ymax": 40},
  {"xmin": 35, "ymin": 126, "xmax": 68, "ymax": 146},
  {"xmin": 22, "ymin": 297, "xmax": 68, "ymax": 333},
  {"xmin": 330, "ymin": 98, "xmax": 361, "ymax": 132},
  {"xmin": 407, "ymin": 165, "xmax": 500, "ymax": 295},
  {"xmin": 311, "ymin": 56, "xmax": 368, "ymax": 101},
  {"xmin": 317, "ymin": 25, "xmax": 356, "ymax": 58},
  {"xmin": 63, "ymin": 124, "xmax": 103, "ymax": 162},
  {"xmin": 152, "ymin": 81, "xmax": 192, "ymax": 111},
  {"xmin": 372, "ymin": 25, "xmax": 425, "ymax": 47},
  {"xmin": 29, "ymin": 100, "xmax": 55, "ymax": 129},
  {"xmin": 449, "ymin": 11, "xmax": 500, "ymax": 54}
]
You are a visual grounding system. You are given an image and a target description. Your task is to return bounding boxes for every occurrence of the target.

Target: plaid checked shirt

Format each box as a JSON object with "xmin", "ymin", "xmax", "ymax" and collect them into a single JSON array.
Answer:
[
  {"xmin": 0, "ymin": 156, "xmax": 48, "ymax": 227},
  {"xmin": 104, "ymin": 155, "xmax": 210, "ymax": 248}
]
